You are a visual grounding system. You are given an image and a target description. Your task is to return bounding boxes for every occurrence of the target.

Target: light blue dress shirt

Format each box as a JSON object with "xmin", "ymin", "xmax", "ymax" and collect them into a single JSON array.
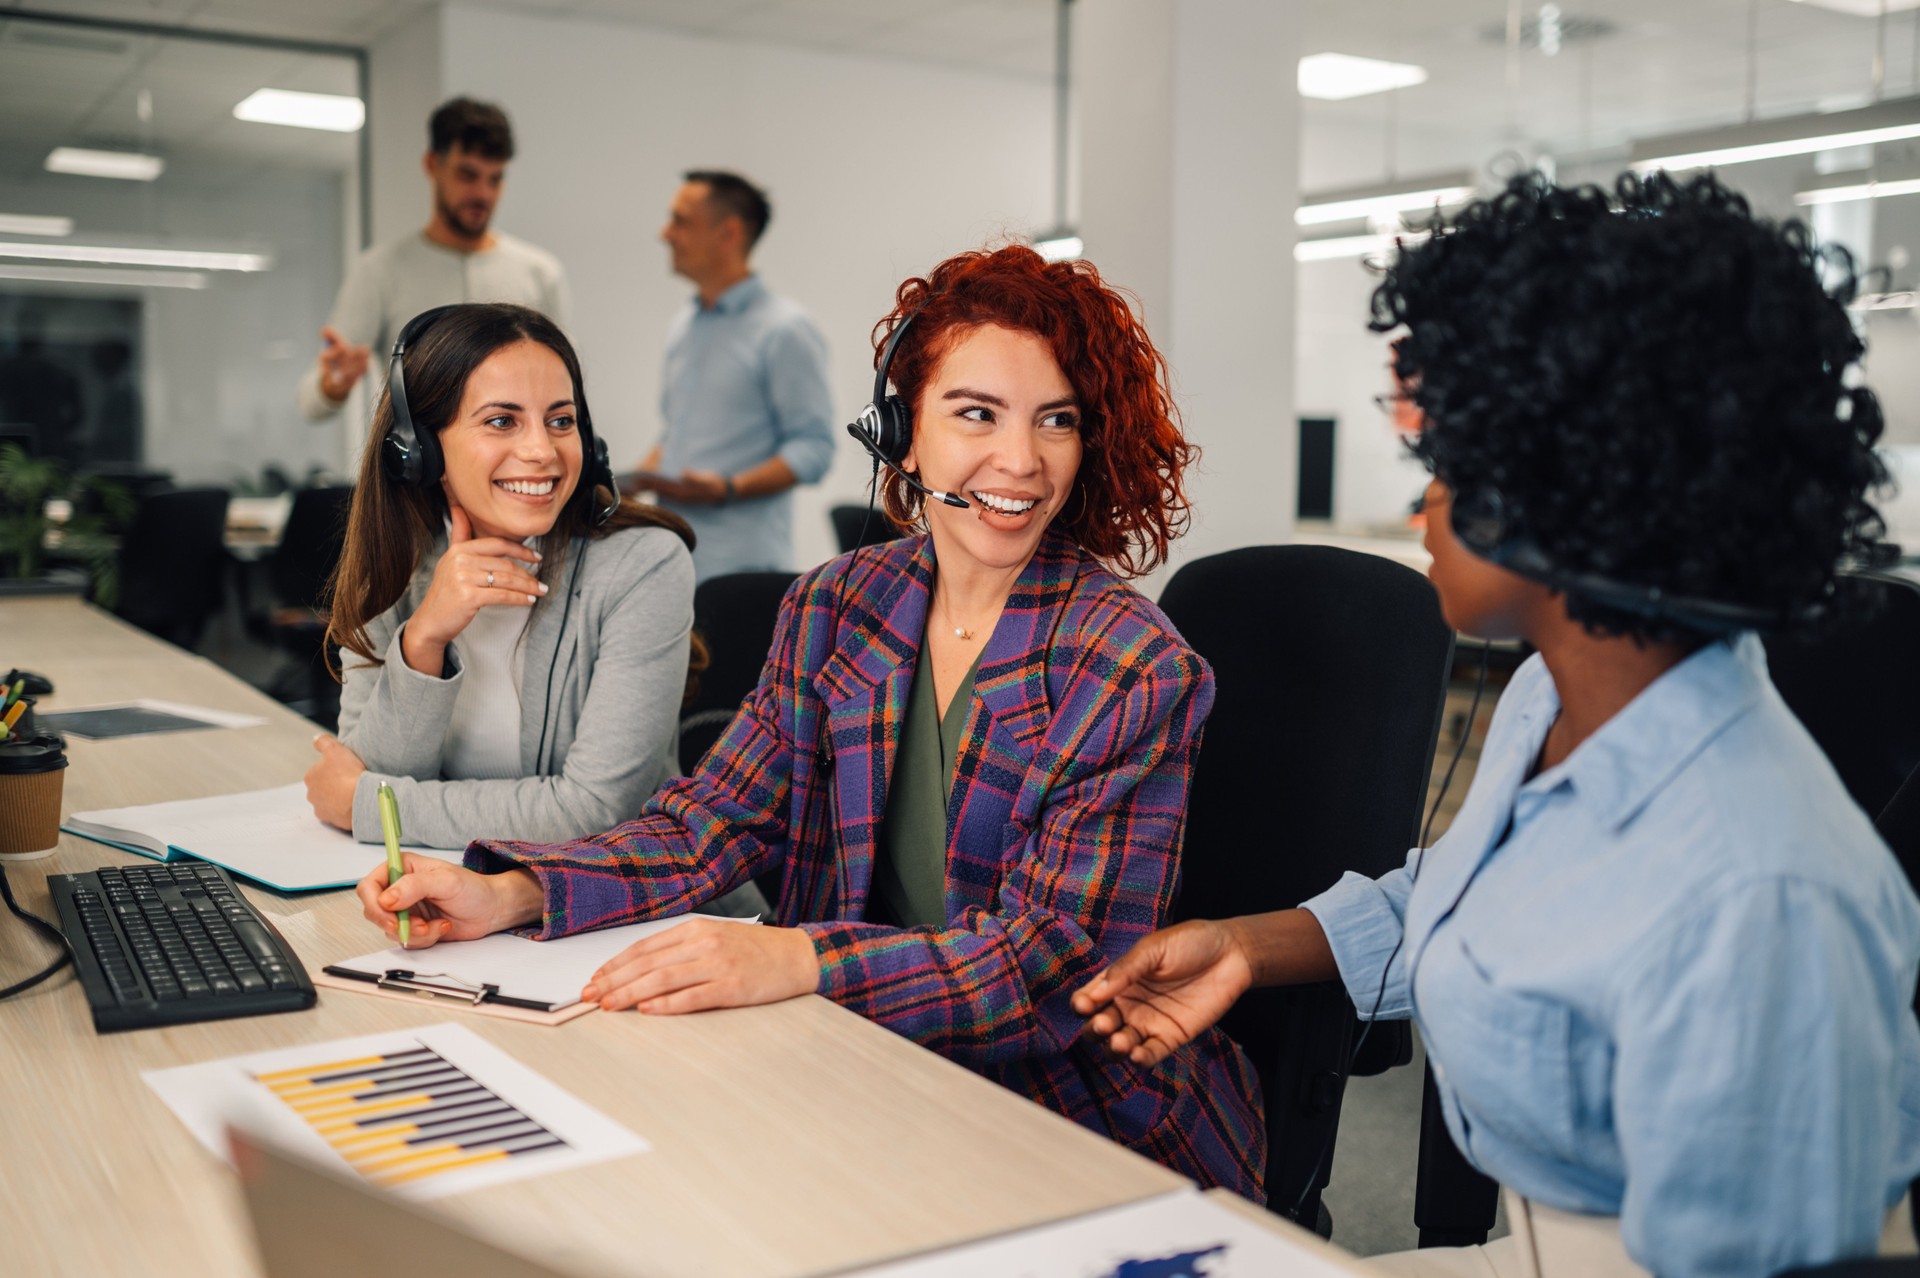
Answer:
[
  {"xmin": 657, "ymin": 275, "xmax": 835, "ymax": 582},
  {"xmin": 1304, "ymin": 636, "xmax": 1920, "ymax": 1278}
]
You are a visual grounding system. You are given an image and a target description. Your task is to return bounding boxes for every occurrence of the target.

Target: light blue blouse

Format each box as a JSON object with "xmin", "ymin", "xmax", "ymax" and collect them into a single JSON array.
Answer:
[{"xmin": 1304, "ymin": 636, "xmax": 1920, "ymax": 1278}]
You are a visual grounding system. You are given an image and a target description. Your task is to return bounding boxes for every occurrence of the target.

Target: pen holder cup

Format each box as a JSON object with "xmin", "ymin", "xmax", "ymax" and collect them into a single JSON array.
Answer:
[{"xmin": 0, "ymin": 735, "xmax": 69, "ymax": 860}]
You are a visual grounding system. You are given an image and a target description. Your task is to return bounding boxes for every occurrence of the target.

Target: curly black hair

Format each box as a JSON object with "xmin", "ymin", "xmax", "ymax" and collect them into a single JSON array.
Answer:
[{"xmin": 1370, "ymin": 170, "xmax": 1890, "ymax": 642}]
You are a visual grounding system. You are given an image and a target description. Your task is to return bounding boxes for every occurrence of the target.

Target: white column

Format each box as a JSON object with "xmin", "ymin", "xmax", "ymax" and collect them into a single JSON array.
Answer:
[{"xmin": 1077, "ymin": 0, "xmax": 1302, "ymax": 584}]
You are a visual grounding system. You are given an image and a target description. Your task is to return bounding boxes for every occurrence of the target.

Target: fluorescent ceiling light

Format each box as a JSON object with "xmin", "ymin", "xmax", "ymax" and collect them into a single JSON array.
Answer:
[
  {"xmin": 1789, "ymin": 0, "xmax": 1920, "ymax": 15},
  {"xmin": 1797, "ymin": 177, "xmax": 1920, "ymax": 205},
  {"xmin": 1630, "ymin": 97, "xmax": 1920, "ymax": 172},
  {"xmin": 1298, "ymin": 53, "xmax": 1428, "ymax": 102},
  {"xmin": 1854, "ymin": 291, "xmax": 1919, "ymax": 311},
  {"xmin": 1294, "ymin": 232, "xmax": 1431, "ymax": 263},
  {"xmin": 233, "ymin": 88, "xmax": 365, "ymax": 133},
  {"xmin": 0, "ymin": 214, "xmax": 74, "ymax": 237},
  {"xmin": 1033, "ymin": 231, "xmax": 1083, "ymax": 263},
  {"xmin": 0, "ymin": 241, "xmax": 269, "ymax": 271},
  {"xmin": 1296, "ymin": 176, "xmax": 1475, "ymax": 227},
  {"xmin": 0, "ymin": 264, "xmax": 207, "ymax": 290},
  {"xmin": 44, "ymin": 147, "xmax": 165, "ymax": 181}
]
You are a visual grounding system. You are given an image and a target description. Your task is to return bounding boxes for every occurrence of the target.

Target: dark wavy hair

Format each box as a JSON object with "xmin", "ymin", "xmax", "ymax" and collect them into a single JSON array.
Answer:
[
  {"xmin": 1371, "ymin": 170, "xmax": 1890, "ymax": 642},
  {"xmin": 327, "ymin": 304, "xmax": 705, "ymax": 696},
  {"xmin": 874, "ymin": 245, "xmax": 1196, "ymax": 578}
]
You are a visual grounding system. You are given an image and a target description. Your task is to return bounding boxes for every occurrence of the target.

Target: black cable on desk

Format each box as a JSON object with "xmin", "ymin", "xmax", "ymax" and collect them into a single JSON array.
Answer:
[{"xmin": 0, "ymin": 864, "xmax": 72, "ymax": 1000}]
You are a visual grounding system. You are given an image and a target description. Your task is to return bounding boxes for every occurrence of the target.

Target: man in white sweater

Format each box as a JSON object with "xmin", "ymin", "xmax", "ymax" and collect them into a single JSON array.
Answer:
[{"xmin": 297, "ymin": 98, "xmax": 568, "ymax": 421}]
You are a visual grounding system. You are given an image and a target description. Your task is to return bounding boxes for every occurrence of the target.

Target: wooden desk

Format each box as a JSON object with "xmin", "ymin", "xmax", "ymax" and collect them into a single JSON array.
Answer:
[{"xmin": 0, "ymin": 598, "xmax": 1189, "ymax": 1277}]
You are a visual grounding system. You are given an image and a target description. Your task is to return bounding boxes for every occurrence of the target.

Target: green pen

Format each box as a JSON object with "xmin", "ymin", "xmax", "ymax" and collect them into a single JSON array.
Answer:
[
  {"xmin": 376, "ymin": 781, "xmax": 410, "ymax": 947},
  {"xmin": 1, "ymin": 679, "xmax": 21, "ymax": 710}
]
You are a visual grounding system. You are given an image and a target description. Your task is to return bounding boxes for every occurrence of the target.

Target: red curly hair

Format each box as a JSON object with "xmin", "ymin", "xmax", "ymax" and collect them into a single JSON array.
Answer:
[{"xmin": 874, "ymin": 246, "xmax": 1196, "ymax": 578}]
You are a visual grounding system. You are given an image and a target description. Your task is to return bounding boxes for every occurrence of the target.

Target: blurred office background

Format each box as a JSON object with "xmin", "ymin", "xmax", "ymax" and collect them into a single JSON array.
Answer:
[{"xmin": 6, "ymin": 0, "xmax": 1920, "ymax": 572}]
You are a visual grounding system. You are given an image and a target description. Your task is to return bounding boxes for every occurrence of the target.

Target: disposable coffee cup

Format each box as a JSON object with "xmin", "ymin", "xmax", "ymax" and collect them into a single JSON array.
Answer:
[{"xmin": 0, "ymin": 735, "xmax": 69, "ymax": 860}]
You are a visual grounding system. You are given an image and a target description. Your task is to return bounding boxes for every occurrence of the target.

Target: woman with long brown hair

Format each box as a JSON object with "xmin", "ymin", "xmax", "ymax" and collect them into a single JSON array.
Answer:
[{"xmin": 305, "ymin": 303, "xmax": 701, "ymax": 850}]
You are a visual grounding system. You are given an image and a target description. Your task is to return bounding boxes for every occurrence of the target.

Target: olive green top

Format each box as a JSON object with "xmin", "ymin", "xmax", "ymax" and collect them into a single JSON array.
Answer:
[{"xmin": 872, "ymin": 645, "xmax": 982, "ymax": 929}]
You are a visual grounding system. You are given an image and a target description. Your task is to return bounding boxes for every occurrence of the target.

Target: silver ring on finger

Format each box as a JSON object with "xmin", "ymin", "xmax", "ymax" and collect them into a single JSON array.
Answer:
[{"xmin": 486, "ymin": 571, "xmax": 495, "ymax": 588}]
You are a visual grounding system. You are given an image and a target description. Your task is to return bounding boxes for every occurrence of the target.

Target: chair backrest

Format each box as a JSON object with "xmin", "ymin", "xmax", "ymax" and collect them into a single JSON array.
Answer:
[
  {"xmin": 268, "ymin": 485, "xmax": 353, "ymax": 612},
  {"xmin": 830, "ymin": 504, "xmax": 900, "ymax": 554},
  {"xmin": 1157, "ymin": 544, "xmax": 1454, "ymax": 1228},
  {"xmin": 115, "ymin": 487, "xmax": 231, "ymax": 649},
  {"xmin": 681, "ymin": 571, "xmax": 800, "ymax": 774},
  {"xmin": 1765, "ymin": 574, "xmax": 1920, "ymax": 819}
]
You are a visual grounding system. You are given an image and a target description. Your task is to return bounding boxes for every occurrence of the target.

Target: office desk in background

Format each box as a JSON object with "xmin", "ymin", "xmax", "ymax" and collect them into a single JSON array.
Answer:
[{"xmin": 0, "ymin": 597, "xmax": 1224, "ymax": 1278}]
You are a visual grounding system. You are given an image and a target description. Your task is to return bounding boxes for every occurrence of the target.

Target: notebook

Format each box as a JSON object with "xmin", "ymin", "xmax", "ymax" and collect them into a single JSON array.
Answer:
[
  {"xmin": 316, "ymin": 913, "xmax": 756, "ymax": 1023},
  {"xmin": 64, "ymin": 783, "xmax": 459, "ymax": 891}
]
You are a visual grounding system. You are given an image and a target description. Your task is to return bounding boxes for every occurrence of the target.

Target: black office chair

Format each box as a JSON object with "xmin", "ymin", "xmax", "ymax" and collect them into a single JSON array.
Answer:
[
  {"xmin": 830, "ymin": 503, "xmax": 901, "ymax": 554},
  {"xmin": 1158, "ymin": 544, "xmax": 1454, "ymax": 1235},
  {"xmin": 113, "ymin": 487, "xmax": 231, "ymax": 650},
  {"xmin": 1780, "ymin": 1262, "xmax": 1920, "ymax": 1278},
  {"xmin": 262, "ymin": 485, "xmax": 353, "ymax": 729},
  {"xmin": 1766, "ymin": 574, "xmax": 1920, "ymax": 820}
]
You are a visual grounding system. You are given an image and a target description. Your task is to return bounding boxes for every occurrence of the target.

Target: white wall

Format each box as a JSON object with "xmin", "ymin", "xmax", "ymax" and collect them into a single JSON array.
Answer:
[{"xmin": 433, "ymin": 4, "xmax": 1053, "ymax": 572}]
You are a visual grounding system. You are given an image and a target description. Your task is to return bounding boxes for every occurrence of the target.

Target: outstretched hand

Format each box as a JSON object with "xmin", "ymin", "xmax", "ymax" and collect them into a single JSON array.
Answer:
[{"xmin": 1071, "ymin": 919, "xmax": 1255, "ymax": 1067}]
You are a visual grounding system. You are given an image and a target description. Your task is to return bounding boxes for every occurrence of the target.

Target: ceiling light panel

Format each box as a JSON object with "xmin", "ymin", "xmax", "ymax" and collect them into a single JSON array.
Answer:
[
  {"xmin": 0, "ymin": 241, "xmax": 269, "ymax": 272},
  {"xmin": 1789, "ymin": 0, "xmax": 1920, "ymax": 16},
  {"xmin": 1298, "ymin": 53, "xmax": 1428, "ymax": 101},
  {"xmin": 0, "ymin": 214, "xmax": 74, "ymax": 237},
  {"xmin": 233, "ymin": 88, "xmax": 365, "ymax": 133},
  {"xmin": 0, "ymin": 264, "xmax": 208, "ymax": 290},
  {"xmin": 1630, "ymin": 97, "xmax": 1920, "ymax": 171},
  {"xmin": 44, "ymin": 147, "xmax": 164, "ymax": 181},
  {"xmin": 1296, "ymin": 185, "xmax": 1475, "ymax": 226}
]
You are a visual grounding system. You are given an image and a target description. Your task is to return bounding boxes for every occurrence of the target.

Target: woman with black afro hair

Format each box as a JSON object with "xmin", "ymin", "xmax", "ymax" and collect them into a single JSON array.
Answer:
[{"xmin": 1077, "ymin": 171, "xmax": 1920, "ymax": 1278}]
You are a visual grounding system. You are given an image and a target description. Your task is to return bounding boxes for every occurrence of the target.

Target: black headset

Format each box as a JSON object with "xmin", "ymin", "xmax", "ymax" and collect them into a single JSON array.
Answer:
[
  {"xmin": 844, "ymin": 309, "xmax": 969, "ymax": 510},
  {"xmin": 382, "ymin": 304, "xmax": 619, "ymax": 528},
  {"xmin": 1448, "ymin": 484, "xmax": 1838, "ymax": 635}
]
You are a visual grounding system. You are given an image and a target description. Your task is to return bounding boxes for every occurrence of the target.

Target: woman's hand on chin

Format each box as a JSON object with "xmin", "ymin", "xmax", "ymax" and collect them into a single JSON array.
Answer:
[
  {"xmin": 401, "ymin": 504, "xmax": 547, "ymax": 676},
  {"xmin": 581, "ymin": 918, "xmax": 821, "ymax": 1014}
]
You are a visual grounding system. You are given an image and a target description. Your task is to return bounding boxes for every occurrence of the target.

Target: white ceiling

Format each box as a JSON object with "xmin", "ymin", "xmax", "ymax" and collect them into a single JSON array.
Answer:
[{"xmin": 3, "ymin": 0, "xmax": 1917, "ymax": 191}]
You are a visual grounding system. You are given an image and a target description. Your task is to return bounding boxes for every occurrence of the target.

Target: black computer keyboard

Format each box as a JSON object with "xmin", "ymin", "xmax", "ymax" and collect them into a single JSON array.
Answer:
[{"xmin": 50, "ymin": 862, "xmax": 315, "ymax": 1033}]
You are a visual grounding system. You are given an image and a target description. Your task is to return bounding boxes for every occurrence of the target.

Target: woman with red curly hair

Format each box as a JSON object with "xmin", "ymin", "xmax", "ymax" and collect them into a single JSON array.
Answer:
[{"xmin": 354, "ymin": 246, "xmax": 1267, "ymax": 1199}]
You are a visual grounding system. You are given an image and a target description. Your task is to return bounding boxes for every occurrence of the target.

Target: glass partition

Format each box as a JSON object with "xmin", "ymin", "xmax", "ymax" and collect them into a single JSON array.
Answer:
[{"xmin": 0, "ymin": 12, "xmax": 366, "ymax": 490}]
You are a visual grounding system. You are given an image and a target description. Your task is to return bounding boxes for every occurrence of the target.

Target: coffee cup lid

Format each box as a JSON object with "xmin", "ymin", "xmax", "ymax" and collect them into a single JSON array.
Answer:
[{"xmin": 0, "ymin": 735, "xmax": 68, "ymax": 774}]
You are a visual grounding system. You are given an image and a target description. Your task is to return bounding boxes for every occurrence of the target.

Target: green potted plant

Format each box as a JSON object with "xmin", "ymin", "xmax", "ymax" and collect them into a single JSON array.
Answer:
[{"xmin": 0, "ymin": 443, "xmax": 133, "ymax": 607}]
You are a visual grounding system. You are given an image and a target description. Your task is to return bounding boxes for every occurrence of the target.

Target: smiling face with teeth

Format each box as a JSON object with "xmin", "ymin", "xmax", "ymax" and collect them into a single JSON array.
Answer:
[
  {"xmin": 437, "ymin": 339, "xmax": 584, "ymax": 543},
  {"xmin": 904, "ymin": 323, "xmax": 1083, "ymax": 579}
]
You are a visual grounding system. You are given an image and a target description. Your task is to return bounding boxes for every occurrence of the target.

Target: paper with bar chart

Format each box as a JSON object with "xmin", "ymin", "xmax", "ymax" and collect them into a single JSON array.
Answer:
[{"xmin": 143, "ymin": 1023, "xmax": 647, "ymax": 1198}]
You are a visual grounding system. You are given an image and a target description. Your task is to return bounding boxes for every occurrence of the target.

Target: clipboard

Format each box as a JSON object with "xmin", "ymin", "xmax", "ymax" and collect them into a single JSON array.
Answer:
[
  {"xmin": 313, "ymin": 967, "xmax": 596, "ymax": 1026},
  {"xmin": 314, "ymin": 912, "xmax": 758, "ymax": 1027}
]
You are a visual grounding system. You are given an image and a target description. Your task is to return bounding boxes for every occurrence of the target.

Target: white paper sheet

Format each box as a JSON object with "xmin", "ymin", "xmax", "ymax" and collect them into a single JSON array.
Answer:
[
  {"xmin": 143, "ymin": 1023, "xmax": 648, "ymax": 1199},
  {"xmin": 65, "ymin": 782, "xmax": 460, "ymax": 890},
  {"xmin": 41, "ymin": 697, "xmax": 267, "ymax": 735},
  {"xmin": 328, "ymin": 912, "xmax": 752, "ymax": 1010},
  {"xmin": 829, "ymin": 1189, "xmax": 1364, "ymax": 1278}
]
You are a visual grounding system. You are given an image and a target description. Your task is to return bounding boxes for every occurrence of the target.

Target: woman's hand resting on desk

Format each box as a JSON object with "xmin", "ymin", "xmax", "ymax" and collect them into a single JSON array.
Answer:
[
  {"xmin": 581, "ymin": 919, "xmax": 820, "ymax": 1014},
  {"xmin": 304, "ymin": 735, "xmax": 366, "ymax": 831},
  {"xmin": 1071, "ymin": 919, "xmax": 1256, "ymax": 1067},
  {"xmin": 399, "ymin": 504, "xmax": 547, "ymax": 678},
  {"xmin": 355, "ymin": 857, "xmax": 544, "ymax": 948}
]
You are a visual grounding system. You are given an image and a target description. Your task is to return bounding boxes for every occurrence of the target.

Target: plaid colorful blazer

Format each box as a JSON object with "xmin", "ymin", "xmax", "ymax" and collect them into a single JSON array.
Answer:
[{"xmin": 467, "ymin": 531, "xmax": 1267, "ymax": 1199}]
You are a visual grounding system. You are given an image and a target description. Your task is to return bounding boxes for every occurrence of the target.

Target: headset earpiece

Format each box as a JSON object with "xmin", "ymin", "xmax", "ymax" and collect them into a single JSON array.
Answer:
[
  {"xmin": 381, "ymin": 304, "xmax": 461, "ymax": 490},
  {"xmin": 582, "ymin": 431, "xmax": 618, "ymax": 528},
  {"xmin": 848, "ymin": 310, "xmax": 920, "ymax": 469}
]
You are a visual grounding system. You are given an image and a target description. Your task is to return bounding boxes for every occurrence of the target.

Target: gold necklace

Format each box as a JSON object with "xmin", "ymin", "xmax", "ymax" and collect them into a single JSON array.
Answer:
[{"xmin": 939, "ymin": 593, "xmax": 976, "ymax": 641}]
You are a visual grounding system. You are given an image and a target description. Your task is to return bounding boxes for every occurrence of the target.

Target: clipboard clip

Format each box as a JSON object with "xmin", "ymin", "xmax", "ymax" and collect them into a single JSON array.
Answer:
[{"xmin": 376, "ymin": 969, "xmax": 500, "ymax": 1006}]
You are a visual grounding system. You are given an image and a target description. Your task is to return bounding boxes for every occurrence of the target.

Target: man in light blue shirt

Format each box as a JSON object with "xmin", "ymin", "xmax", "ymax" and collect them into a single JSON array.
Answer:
[
  {"xmin": 1074, "ymin": 171, "xmax": 1920, "ymax": 1278},
  {"xmin": 629, "ymin": 171, "xmax": 834, "ymax": 581}
]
